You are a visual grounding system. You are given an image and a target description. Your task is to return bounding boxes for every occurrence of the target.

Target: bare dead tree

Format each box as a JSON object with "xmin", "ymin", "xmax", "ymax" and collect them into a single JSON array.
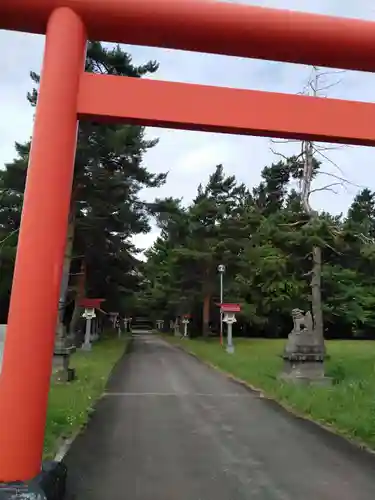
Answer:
[
  {"xmin": 302, "ymin": 141, "xmax": 324, "ymax": 340},
  {"xmin": 271, "ymin": 66, "xmax": 349, "ymax": 340}
]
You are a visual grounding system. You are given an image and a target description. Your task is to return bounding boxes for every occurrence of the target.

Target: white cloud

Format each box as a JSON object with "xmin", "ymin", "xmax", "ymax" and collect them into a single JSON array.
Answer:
[
  {"xmin": 1, "ymin": 0, "xmax": 375, "ymax": 256},
  {"xmin": 175, "ymin": 141, "xmax": 230, "ymax": 174}
]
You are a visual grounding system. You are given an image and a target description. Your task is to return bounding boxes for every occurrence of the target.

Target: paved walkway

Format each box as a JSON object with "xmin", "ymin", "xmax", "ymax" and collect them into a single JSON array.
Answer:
[{"xmin": 65, "ymin": 335, "xmax": 375, "ymax": 500}]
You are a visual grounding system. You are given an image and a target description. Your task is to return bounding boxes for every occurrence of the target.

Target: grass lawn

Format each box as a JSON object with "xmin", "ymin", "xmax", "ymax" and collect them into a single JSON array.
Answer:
[
  {"xmin": 165, "ymin": 336, "xmax": 375, "ymax": 449},
  {"xmin": 44, "ymin": 336, "xmax": 129, "ymax": 458}
]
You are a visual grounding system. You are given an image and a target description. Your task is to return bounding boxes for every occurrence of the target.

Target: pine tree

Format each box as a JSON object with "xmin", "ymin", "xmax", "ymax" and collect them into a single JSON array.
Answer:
[{"xmin": 0, "ymin": 42, "xmax": 166, "ymax": 334}]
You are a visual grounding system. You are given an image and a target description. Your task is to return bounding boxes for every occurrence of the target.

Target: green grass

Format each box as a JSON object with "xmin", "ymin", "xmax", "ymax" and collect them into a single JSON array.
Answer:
[
  {"xmin": 44, "ymin": 336, "xmax": 128, "ymax": 458},
  {"xmin": 165, "ymin": 336, "xmax": 375, "ymax": 449}
]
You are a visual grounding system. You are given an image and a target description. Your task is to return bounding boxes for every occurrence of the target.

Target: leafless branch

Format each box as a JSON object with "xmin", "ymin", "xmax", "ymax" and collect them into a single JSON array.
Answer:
[
  {"xmin": 314, "ymin": 144, "xmax": 351, "ymax": 152},
  {"xmin": 312, "ymin": 147, "xmax": 347, "ymax": 178},
  {"xmin": 303, "ymin": 270, "xmax": 314, "ymax": 277},
  {"xmin": 316, "ymin": 69, "xmax": 346, "ymax": 77},
  {"xmin": 318, "ymin": 79, "xmax": 344, "ymax": 92},
  {"xmin": 279, "ymin": 220, "xmax": 308, "ymax": 227},
  {"xmin": 301, "ymin": 67, "xmax": 346, "ymax": 98},
  {"xmin": 269, "ymin": 148, "xmax": 290, "ymax": 161},
  {"xmin": 269, "ymin": 148, "xmax": 304, "ymax": 164},
  {"xmin": 324, "ymin": 241, "xmax": 342, "ymax": 255},
  {"xmin": 319, "ymin": 170, "xmax": 364, "ymax": 189},
  {"xmin": 0, "ymin": 228, "xmax": 19, "ymax": 247},
  {"xmin": 310, "ymin": 182, "xmax": 342, "ymax": 194}
]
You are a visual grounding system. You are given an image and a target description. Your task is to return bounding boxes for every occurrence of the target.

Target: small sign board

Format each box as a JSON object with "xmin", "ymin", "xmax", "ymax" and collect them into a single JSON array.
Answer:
[{"xmin": 220, "ymin": 303, "xmax": 241, "ymax": 313}]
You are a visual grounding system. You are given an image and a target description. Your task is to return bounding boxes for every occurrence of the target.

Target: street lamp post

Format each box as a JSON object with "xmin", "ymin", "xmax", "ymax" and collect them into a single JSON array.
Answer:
[{"xmin": 218, "ymin": 264, "xmax": 225, "ymax": 345}]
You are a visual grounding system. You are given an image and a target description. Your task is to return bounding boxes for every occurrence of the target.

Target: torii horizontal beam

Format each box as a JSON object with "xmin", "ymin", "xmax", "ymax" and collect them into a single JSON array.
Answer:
[
  {"xmin": 78, "ymin": 74, "xmax": 375, "ymax": 146},
  {"xmin": 2, "ymin": 0, "xmax": 375, "ymax": 72}
]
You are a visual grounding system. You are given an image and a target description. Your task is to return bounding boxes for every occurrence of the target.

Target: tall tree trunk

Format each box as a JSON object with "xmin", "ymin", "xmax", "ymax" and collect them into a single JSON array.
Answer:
[
  {"xmin": 202, "ymin": 294, "xmax": 210, "ymax": 337},
  {"xmin": 55, "ymin": 212, "xmax": 75, "ymax": 346},
  {"xmin": 69, "ymin": 260, "xmax": 86, "ymax": 345},
  {"xmin": 302, "ymin": 140, "xmax": 324, "ymax": 341},
  {"xmin": 311, "ymin": 245, "xmax": 323, "ymax": 339}
]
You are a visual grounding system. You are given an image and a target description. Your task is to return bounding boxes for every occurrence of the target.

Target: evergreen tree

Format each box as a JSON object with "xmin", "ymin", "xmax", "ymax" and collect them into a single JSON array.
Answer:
[
  {"xmin": 0, "ymin": 42, "xmax": 166, "ymax": 331},
  {"xmin": 141, "ymin": 160, "xmax": 375, "ymax": 340}
]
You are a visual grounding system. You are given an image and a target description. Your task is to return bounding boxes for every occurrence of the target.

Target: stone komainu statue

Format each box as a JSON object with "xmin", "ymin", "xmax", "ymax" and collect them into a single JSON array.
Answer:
[
  {"xmin": 280, "ymin": 307, "xmax": 329, "ymax": 384},
  {"xmin": 291, "ymin": 308, "xmax": 313, "ymax": 334},
  {"xmin": 283, "ymin": 308, "xmax": 325, "ymax": 361}
]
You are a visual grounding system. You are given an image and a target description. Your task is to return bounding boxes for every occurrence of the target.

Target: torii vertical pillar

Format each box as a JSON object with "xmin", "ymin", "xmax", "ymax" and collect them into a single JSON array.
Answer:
[{"xmin": 0, "ymin": 8, "xmax": 86, "ymax": 481}]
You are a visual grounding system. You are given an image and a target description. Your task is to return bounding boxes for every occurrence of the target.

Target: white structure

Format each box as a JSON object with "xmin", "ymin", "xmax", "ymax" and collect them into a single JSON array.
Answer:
[
  {"xmin": 182, "ymin": 317, "xmax": 190, "ymax": 338},
  {"xmin": 82, "ymin": 307, "xmax": 96, "ymax": 351},
  {"xmin": 221, "ymin": 304, "xmax": 241, "ymax": 354}
]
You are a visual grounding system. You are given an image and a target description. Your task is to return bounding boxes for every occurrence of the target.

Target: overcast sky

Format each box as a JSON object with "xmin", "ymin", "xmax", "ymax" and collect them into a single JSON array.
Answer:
[{"xmin": 2, "ymin": 0, "xmax": 375, "ymax": 255}]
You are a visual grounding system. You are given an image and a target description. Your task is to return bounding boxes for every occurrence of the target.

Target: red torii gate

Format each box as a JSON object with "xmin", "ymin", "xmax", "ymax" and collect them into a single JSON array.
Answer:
[{"xmin": 1, "ymin": 0, "xmax": 375, "ymax": 483}]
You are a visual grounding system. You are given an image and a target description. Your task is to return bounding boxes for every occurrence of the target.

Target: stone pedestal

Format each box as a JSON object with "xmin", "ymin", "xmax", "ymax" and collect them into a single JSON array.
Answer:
[
  {"xmin": 0, "ymin": 461, "xmax": 67, "ymax": 500},
  {"xmin": 280, "ymin": 309, "xmax": 331, "ymax": 385},
  {"xmin": 280, "ymin": 360, "xmax": 331, "ymax": 385},
  {"xmin": 52, "ymin": 346, "xmax": 76, "ymax": 383},
  {"xmin": 82, "ymin": 316, "xmax": 93, "ymax": 351},
  {"xmin": 173, "ymin": 321, "xmax": 180, "ymax": 336}
]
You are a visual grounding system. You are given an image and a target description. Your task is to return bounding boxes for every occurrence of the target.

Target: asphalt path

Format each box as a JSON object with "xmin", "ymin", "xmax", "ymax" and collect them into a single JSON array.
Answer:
[{"xmin": 65, "ymin": 334, "xmax": 375, "ymax": 500}]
